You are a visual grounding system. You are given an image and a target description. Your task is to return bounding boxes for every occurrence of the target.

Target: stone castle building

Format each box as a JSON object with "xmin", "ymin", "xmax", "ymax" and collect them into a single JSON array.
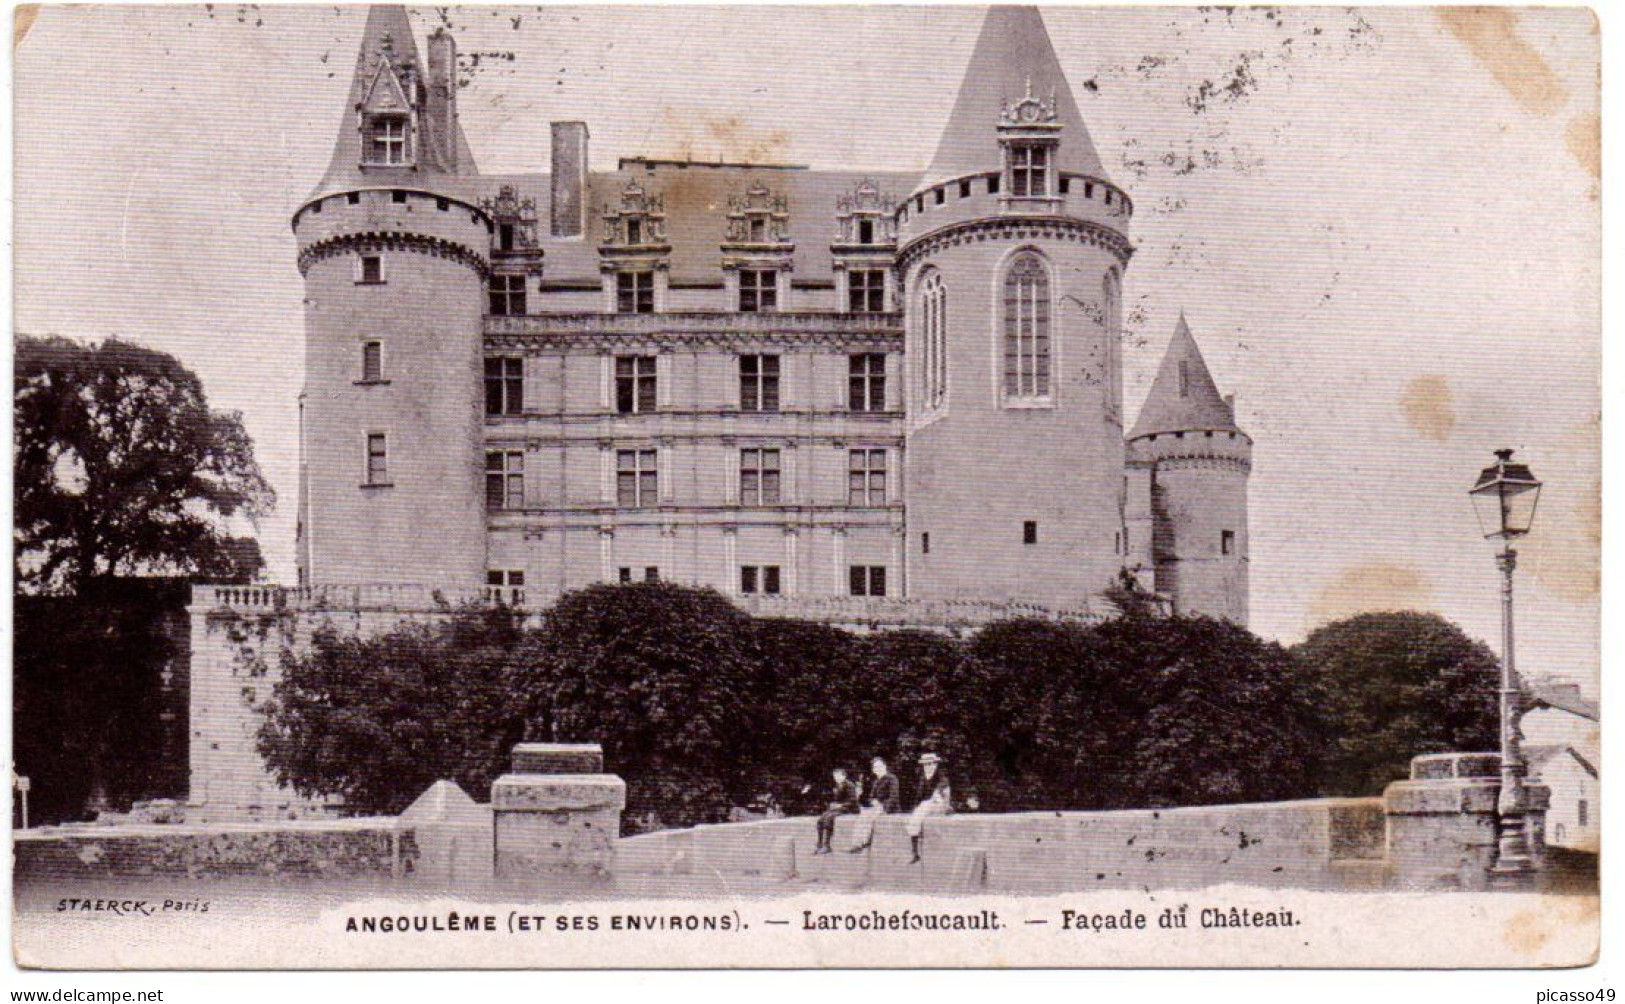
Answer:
[
  {"xmin": 188, "ymin": 3, "xmax": 1256, "ymax": 816},
  {"xmin": 289, "ymin": 3, "xmax": 1252, "ymax": 624}
]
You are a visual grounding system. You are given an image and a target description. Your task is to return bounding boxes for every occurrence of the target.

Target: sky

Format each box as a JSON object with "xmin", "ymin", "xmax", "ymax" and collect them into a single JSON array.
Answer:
[{"xmin": 13, "ymin": 5, "xmax": 1600, "ymax": 693}]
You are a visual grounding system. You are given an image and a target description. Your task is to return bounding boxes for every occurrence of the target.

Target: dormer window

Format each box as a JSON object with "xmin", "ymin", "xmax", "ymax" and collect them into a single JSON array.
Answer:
[
  {"xmin": 626, "ymin": 217, "xmax": 643, "ymax": 246},
  {"xmin": 1009, "ymin": 144, "xmax": 1050, "ymax": 198},
  {"xmin": 366, "ymin": 115, "xmax": 409, "ymax": 166},
  {"xmin": 858, "ymin": 219, "xmax": 875, "ymax": 244},
  {"xmin": 739, "ymin": 269, "xmax": 778, "ymax": 313}
]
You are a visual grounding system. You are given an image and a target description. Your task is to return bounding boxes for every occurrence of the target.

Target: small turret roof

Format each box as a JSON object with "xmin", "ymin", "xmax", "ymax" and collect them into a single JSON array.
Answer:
[
  {"xmin": 306, "ymin": 6, "xmax": 475, "ymax": 205},
  {"xmin": 1129, "ymin": 313, "xmax": 1241, "ymax": 439},
  {"xmin": 917, "ymin": 5, "xmax": 1108, "ymax": 193}
]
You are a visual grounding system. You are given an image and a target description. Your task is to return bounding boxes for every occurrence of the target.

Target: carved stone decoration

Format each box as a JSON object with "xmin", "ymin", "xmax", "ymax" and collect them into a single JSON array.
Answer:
[
  {"xmin": 481, "ymin": 184, "xmax": 540, "ymax": 251},
  {"xmin": 999, "ymin": 75, "xmax": 1058, "ymax": 126},
  {"xmin": 725, "ymin": 183, "xmax": 791, "ymax": 244},
  {"xmin": 601, "ymin": 180, "xmax": 668, "ymax": 247},
  {"xmin": 833, "ymin": 178, "xmax": 898, "ymax": 245}
]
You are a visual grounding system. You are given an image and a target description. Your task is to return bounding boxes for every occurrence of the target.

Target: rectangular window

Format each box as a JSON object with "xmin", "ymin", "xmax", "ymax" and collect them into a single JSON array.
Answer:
[
  {"xmin": 485, "ymin": 357, "xmax": 523, "ymax": 416},
  {"xmin": 849, "ymin": 353, "xmax": 886, "ymax": 412},
  {"xmin": 740, "ymin": 448, "xmax": 782, "ymax": 506},
  {"xmin": 857, "ymin": 218, "xmax": 875, "ymax": 244},
  {"xmin": 498, "ymin": 223, "xmax": 515, "ymax": 252},
  {"xmin": 1221, "ymin": 530, "xmax": 1236, "ymax": 556},
  {"xmin": 922, "ymin": 532, "xmax": 931, "ymax": 555},
  {"xmin": 487, "ymin": 569, "xmax": 525, "ymax": 605},
  {"xmin": 615, "ymin": 355, "xmax": 658, "ymax": 414},
  {"xmin": 392, "ymin": 189, "xmax": 408, "ymax": 204},
  {"xmin": 616, "ymin": 448, "xmax": 658, "ymax": 508},
  {"xmin": 488, "ymin": 274, "xmax": 526, "ymax": 316},
  {"xmin": 347, "ymin": 192, "xmax": 361, "ymax": 206},
  {"xmin": 1579, "ymin": 799, "xmax": 1590, "ymax": 828},
  {"xmin": 361, "ymin": 340, "xmax": 383, "ymax": 382},
  {"xmin": 366, "ymin": 116, "xmax": 408, "ymax": 165},
  {"xmin": 748, "ymin": 217, "xmax": 768, "ymax": 243},
  {"xmin": 436, "ymin": 198, "xmax": 449, "ymax": 212},
  {"xmin": 987, "ymin": 174, "xmax": 1000, "ymax": 195},
  {"xmin": 358, "ymin": 255, "xmax": 384, "ymax": 284},
  {"xmin": 1010, "ymin": 144, "xmax": 1050, "ymax": 197},
  {"xmin": 365, "ymin": 432, "xmax": 388, "ymax": 485},
  {"xmin": 618, "ymin": 567, "xmax": 633, "ymax": 584},
  {"xmin": 1059, "ymin": 176, "xmax": 1071, "ymax": 195},
  {"xmin": 1024, "ymin": 520, "xmax": 1038, "ymax": 545},
  {"xmin": 616, "ymin": 271, "xmax": 655, "ymax": 314},
  {"xmin": 848, "ymin": 270, "xmax": 886, "ymax": 313},
  {"xmin": 959, "ymin": 179, "xmax": 972, "ymax": 198},
  {"xmin": 485, "ymin": 450, "xmax": 524, "ymax": 510},
  {"xmin": 739, "ymin": 354, "xmax": 781, "ymax": 412},
  {"xmin": 739, "ymin": 269, "xmax": 777, "ymax": 313},
  {"xmin": 626, "ymin": 218, "xmax": 644, "ymax": 245},
  {"xmin": 644, "ymin": 566, "xmax": 660, "ymax": 583},
  {"xmin": 741, "ymin": 565, "xmax": 782, "ymax": 595},
  {"xmin": 849, "ymin": 565, "xmax": 887, "ymax": 597},
  {"xmin": 848, "ymin": 448, "xmax": 887, "ymax": 506}
]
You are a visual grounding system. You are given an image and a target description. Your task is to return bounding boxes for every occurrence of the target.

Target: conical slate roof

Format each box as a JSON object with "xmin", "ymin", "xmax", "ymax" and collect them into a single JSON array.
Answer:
[
  {"xmin": 1129, "ymin": 314, "xmax": 1241, "ymax": 439},
  {"xmin": 918, "ymin": 6, "xmax": 1108, "ymax": 192},
  {"xmin": 307, "ymin": 6, "xmax": 475, "ymax": 203}
]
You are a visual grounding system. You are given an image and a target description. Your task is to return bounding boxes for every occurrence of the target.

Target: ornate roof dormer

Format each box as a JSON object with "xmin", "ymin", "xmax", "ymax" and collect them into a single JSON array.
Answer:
[
  {"xmin": 833, "ymin": 179, "xmax": 898, "ymax": 248},
  {"xmin": 724, "ymin": 183, "xmax": 792, "ymax": 246},
  {"xmin": 481, "ymin": 184, "xmax": 541, "ymax": 259},
  {"xmin": 601, "ymin": 180, "xmax": 669, "ymax": 249},
  {"xmin": 999, "ymin": 76, "xmax": 1059, "ymax": 129}
]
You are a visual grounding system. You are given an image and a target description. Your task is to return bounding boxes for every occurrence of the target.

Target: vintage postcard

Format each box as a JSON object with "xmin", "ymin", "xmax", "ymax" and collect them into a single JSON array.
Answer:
[{"xmin": 11, "ymin": 3, "xmax": 1600, "ymax": 969}]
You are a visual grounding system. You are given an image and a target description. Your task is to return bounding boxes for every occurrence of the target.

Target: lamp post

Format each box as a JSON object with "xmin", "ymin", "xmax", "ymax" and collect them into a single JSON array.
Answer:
[{"xmin": 1468, "ymin": 448, "xmax": 1543, "ymax": 879}]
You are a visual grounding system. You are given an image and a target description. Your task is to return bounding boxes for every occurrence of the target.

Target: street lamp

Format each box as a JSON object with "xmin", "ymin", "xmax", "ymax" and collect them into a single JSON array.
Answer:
[{"xmin": 1468, "ymin": 448, "xmax": 1543, "ymax": 879}]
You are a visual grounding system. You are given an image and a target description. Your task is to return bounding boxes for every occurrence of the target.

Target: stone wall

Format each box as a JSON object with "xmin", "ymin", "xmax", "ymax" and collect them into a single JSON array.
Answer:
[{"xmin": 15, "ymin": 818, "xmax": 412, "ymax": 881}]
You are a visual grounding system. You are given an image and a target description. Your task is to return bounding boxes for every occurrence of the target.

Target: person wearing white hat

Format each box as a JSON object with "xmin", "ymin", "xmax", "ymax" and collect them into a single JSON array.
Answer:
[{"xmin": 906, "ymin": 752, "xmax": 952, "ymax": 863}]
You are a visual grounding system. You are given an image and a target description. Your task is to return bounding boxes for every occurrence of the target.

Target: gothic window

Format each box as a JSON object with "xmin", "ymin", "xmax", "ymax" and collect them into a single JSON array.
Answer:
[
  {"xmin": 365, "ymin": 115, "xmax": 409, "ymax": 166},
  {"xmin": 485, "ymin": 450, "xmax": 524, "ymax": 510},
  {"xmin": 919, "ymin": 270, "xmax": 947, "ymax": 409},
  {"xmin": 848, "ymin": 270, "xmax": 886, "ymax": 313},
  {"xmin": 739, "ymin": 269, "xmax": 777, "ymax": 313},
  {"xmin": 615, "ymin": 355, "xmax": 657, "ymax": 414},
  {"xmin": 1104, "ymin": 269, "xmax": 1122, "ymax": 418},
  {"xmin": 848, "ymin": 449, "xmax": 887, "ymax": 506},
  {"xmin": 616, "ymin": 272, "xmax": 655, "ymax": 314},
  {"xmin": 1009, "ymin": 144, "xmax": 1050, "ymax": 197},
  {"xmin": 739, "ymin": 355, "xmax": 780, "ymax": 412},
  {"xmin": 485, "ymin": 358, "xmax": 523, "ymax": 416},
  {"xmin": 1003, "ymin": 253, "xmax": 1051, "ymax": 400},
  {"xmin": 488, "ymin": 274, "xmax": 526, "ymax": 316},
  {"xmin": 739, "ymin": 448, "xmax": 782, "ymax": 506},
  {"xmin": 849, "ymin": 353, "xmax": 886, "ymax": 412},
  {"xmin": 615, "ymin": 449, "xmax": 658, "ymax": 508}
]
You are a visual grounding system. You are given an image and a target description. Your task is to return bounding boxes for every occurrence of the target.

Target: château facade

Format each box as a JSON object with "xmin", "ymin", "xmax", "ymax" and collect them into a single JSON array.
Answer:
[{"xmin": 291, "ymin": 3, "xmax": 1253, "ymax": 625}]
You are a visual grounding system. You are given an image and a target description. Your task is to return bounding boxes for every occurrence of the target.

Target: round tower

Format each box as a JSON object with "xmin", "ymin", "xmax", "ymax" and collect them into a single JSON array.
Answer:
[
  {"xmin": 896, "ymin": 6, "xmax": 1133, "ymax": 610},
  {"xmin": 1125, "ymin": 314, "xmax": 1252, "ymax": 624},
  {"xmin": 293, "ymin": 10, "xmax": 490, "ymax": 589}
]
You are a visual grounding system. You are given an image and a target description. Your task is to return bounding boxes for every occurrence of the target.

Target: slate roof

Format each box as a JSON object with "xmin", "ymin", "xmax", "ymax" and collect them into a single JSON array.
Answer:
[{"xmin": 1129, "ymin": 313, "xmax": 1242, "ymax": 439}]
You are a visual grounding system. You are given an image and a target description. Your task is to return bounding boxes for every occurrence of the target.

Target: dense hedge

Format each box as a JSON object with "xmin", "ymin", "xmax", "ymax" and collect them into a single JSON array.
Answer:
[{"xmin": 259, "ymin": 583, "xmax": 1494, "ymax": 831}]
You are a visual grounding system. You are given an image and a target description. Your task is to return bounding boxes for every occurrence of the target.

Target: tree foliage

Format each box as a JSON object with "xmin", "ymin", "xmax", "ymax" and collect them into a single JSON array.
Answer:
[
  {"xmin": 1293, "ymin": 611, "xmax": 1499, "ymax": 796},
  {"xmin": 262, "ymin": 582, "xmax": 1333, "ymax": 828},
  {"xmin": 14, "ymin": 335, "xmax": 274, "ymax": 593}
]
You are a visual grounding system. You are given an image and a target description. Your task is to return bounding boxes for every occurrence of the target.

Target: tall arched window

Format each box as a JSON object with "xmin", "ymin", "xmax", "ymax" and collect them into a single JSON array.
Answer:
[
  {"xmin": 1003, "ymin": 252, "xmax": 1051, "ymax": 400},
  {"xmin": 920, "ymin": 270, "xmax": 948, "ymax": 409},
  {"xmin": 1103, "ymin": 268, "xmax": 1122, "ymax": 420}
]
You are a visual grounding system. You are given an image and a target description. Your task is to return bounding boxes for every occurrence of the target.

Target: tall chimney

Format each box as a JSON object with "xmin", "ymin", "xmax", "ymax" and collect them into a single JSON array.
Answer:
[
  {"xmin": 551, "ymin": 121, "xmax": 590, "ymax": 237},
  {"xmin": 426, "ymin": 29, "xmax": 458, "ymax": 172}
]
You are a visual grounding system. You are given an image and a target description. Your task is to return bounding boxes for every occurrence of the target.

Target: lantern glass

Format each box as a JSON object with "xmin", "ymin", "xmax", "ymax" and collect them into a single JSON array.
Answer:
[{"xmin": 1469, "ymin": 451, "xmax": 1542, "ymax": 539}]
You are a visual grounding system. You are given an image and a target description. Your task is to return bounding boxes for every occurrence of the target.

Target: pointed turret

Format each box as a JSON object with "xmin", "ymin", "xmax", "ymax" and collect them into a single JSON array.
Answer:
[
  {"xmin": 307, "ymin": 5, "xmax": 475, "ymax": 204},
  {"xmin": 1129, "ymin": 313, "xmax": 1241, "ymax": 440},
  {"xmin": 919, "ymin": 5, "xmax": 1108, "ymax": 192}
]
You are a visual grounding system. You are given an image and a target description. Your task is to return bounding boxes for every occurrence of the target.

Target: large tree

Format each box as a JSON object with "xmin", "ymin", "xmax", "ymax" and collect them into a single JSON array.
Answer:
[
  {"xmin": 14, "ymin": 335, "xmax": 274, "ymax": 593},
  {"xmin": 1293, "ymin": 611, "xmax": 1499, "ymax": 796}
]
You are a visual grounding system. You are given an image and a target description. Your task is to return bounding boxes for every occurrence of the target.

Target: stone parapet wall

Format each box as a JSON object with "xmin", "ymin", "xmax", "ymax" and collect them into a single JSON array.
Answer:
[{"xmin": 15, "ymin": 818, "xmax": 413, "ymax": 881}]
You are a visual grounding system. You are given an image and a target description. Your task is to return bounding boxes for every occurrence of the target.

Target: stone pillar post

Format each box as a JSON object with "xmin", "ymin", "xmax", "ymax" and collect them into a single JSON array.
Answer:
[
  {"xmin": 1382, "ymin": 753, "xmax": 1549, "ymax": 891},
  {"xmin": 492, "ymin": 743, "xmax": 626, "ymax": 880}
]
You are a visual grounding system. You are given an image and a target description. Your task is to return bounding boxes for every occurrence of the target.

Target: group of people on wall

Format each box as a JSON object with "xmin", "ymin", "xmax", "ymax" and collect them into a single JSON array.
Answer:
[{"xmin": 813, "ymin": 753, "xmax": 954, "ymax": 863}]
